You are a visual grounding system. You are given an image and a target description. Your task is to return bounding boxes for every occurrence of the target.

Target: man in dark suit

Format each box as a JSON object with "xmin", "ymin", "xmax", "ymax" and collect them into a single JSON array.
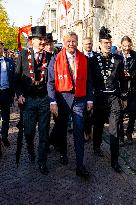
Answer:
[
  {"xmin": 90, "ymin": 27, "xmax": 127, "ymax": 173},
  {"xmin": 47, "ymin": 32, "xmax": 93, "ymax": 178},
  {"xmin": 83, "ymin": 37, "xmax": 97, "ymax": 142},
  {"xmin": 0, "ymin": 41, "xmax": 15, "ymax": 149},
  {"xmin": 15, "ymin": 26, "xmax": 52, "ymax": 175}
]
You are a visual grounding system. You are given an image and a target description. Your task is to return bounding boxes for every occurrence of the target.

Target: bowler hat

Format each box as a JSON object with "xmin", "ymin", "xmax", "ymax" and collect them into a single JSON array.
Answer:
[
  {"xmin": 46, "ymin": 33, "xmax": 54, "ymax": 42},
  {"xmin": 29, "ymin": 26, "xmax": 46, "ymax": 39}
]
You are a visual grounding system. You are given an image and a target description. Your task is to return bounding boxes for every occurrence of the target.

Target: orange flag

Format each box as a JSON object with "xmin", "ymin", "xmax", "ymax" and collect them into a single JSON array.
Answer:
[{"xmin": 18, "ymin": 24, "xmax": 32, "ymax": 51}]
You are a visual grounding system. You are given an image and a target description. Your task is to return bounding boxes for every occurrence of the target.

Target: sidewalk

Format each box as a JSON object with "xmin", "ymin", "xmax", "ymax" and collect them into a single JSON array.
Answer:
[
  {"xmin": 104, "ymin": 122, "xmax": 136, "ymax": 173},
  {"xmin": 0, "ymin": 107, "xmax": 136, "ymax": 205}
]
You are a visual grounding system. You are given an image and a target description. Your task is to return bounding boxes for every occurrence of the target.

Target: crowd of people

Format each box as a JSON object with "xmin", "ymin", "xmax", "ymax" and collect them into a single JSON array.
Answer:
[{"xmin": 0, "ymin": 25, "xmax": 136, "ymax": 179}]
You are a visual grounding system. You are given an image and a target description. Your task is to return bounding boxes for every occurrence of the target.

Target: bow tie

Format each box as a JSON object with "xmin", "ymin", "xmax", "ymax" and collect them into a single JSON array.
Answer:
[{"xmin": 87, "ymin": 52, "xmax": 93, "ymax": 57}]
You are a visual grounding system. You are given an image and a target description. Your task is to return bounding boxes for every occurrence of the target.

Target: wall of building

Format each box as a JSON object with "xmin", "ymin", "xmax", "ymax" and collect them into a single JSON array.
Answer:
[{"xmin": 38, "ymin": 0, "xmax": 136, "ymax": 51}]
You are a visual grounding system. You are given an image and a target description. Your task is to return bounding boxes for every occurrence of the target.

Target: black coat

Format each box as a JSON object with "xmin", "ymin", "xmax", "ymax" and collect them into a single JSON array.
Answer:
[
  {"xmin": 89, "ymin": 53, "xmax": 127, "ymax": 100},
  {"xmin": 15, "ymin": 48, "xmax": 52, "ymax": 97}
]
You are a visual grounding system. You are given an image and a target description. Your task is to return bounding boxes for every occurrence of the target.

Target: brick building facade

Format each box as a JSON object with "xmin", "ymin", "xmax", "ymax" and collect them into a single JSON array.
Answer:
[{"xmin": 38, "ymin": 0, "xmax": 136, "ymax": 51}]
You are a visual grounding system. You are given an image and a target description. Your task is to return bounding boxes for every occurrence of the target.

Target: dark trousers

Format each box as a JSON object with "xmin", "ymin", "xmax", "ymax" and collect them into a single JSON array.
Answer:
[
  {"xmin": 126, "ymin": 94, "xmax": 136, "ymax": 134},
  {"xmin": 49, "ymin": 114, "xmax": 60, "ymax": 149},
  {"xmin": 23, "ymin": 96, "xmax": 50, "ymax": 165},
  {"xmin": 57, "ymin": 98, "xmax": 86, "ymax": 168},
  {"xmin": 84, "ymin": 110, "xmax": 93, "ymax": 135},
  {"xmin": 93, "ymin": 93, "xmax": 121, "ymax": 163},
  {"xmin": 0, "ymin": 89, "xmax": 11, "ymax": 140}
]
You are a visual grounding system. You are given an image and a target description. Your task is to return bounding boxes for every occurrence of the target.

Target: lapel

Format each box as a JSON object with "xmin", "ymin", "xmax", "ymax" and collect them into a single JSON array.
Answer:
[
  {"xmin": 30, "ymin": 48, "xmax": 35, "ymax": 72},
  {"xmin": 4, "ymin": 58, "xmax": 10, "ymax": 79}
]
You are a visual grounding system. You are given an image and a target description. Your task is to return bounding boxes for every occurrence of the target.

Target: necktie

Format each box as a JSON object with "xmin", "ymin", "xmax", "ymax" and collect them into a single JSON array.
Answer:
[
  {"xmin": 36, "ymin": 52, "xmax": 40, "ymax": 64},
  {"xmin": 69, "ymin": 55, "xmax": 75, "ymax": 79}
]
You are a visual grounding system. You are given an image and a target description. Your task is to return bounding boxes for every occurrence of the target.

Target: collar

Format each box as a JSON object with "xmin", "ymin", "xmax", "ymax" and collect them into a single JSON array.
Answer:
[
  {"xmin": 84, "ymin": 50, "xmax": 93, "ymax": 56},
  {"xmin": 66, "ymin": 50, "xmax": 76, "ymax": 59},
  {"xmin": 33, "ymin": 48, "xmax": 43, "ymax": 54},
  {"xmin": 100, "ymin": 52, "xmax": 112, "ymax": 59},
  {"xmin": 0, "ymin": 56, "xmax": 4, "ymax": 61},
  {"xmin": 122, "ymin": 52, "xmax": 131, "ymax": 59}
]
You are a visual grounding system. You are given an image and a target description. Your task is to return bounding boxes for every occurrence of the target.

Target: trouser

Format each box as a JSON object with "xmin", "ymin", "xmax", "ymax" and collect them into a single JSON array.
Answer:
[
  {"xmin": 84, "ymin": 110, "xmax": 93, "ymax": 135},
  {"xmin": 57, "ymin": 98, "xmax": 86, "ymax": 168},
  {"xmin": 0, "ymin": 89, "xmax": 11, "ymax": 140},
  {"xmin": 93, "ymin": 93, "xmax": 121, "ymax": 163},
  {"xmin": 126, "ymin": 94, "xmax": 136, "ymax": 135},
  {"xmin": 23, "ymin": 96, "xmax": 50, "ymax": 165}
]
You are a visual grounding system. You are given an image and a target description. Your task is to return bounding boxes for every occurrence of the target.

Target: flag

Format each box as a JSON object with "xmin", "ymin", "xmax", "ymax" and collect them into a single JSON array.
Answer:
[
  {"xmin": 60, "ymin": 0, "xmax": 72, "ymax": 26},
  {"xmin": 61, "ymin": 0, "xmax": 72, "ymax": 15},
  {"xmin": 17, "ymin": 24, "xmax": 32, "ymax": 50}
]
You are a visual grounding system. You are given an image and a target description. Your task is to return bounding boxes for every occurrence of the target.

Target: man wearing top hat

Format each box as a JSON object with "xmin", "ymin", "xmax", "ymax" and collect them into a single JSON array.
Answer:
[
  {"xmin": 15, "ymin": 26, "xmax": 52, "ymax": 175},
  {"xmin": 90, "ymin": 26, "xmax": 127, "ymax": 172}
]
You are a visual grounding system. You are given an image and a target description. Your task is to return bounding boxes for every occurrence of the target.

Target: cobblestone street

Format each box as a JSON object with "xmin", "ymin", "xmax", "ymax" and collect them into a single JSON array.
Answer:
[{"xmin": 0, "ymin": 106, "xmax": 136, "ymax": 205}]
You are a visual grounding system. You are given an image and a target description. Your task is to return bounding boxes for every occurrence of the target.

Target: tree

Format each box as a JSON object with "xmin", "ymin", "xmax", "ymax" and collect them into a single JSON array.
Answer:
[{"xmin": 0, "ymin": 1, "xmax": 18, "ymax": 50}]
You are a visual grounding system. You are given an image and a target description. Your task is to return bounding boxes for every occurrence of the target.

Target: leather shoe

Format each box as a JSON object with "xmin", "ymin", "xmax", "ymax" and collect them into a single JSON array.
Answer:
[
  {"xmin": 76, "ymin": 166, "xmax": 89, "ymax": 178},
  {"xmin": 39, "ymin": 164, "xmax": 49, "ymax": 175},
  {"xmin": 2, "ymin": 138, "xmax": 10, "ymax": 147},
  {"xmin": 94, "ymin": 148, "xmax": 104, "ymax": 157},
  {"xmin": 60, "ymin": 155, "xmax": 68, "ymax": 165},
  {"xmin": 111, "ymin": 162, "xmax": 122, "ymax": 173}
]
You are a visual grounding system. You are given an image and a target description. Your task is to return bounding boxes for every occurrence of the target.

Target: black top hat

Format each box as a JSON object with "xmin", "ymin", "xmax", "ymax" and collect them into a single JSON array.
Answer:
[
  {"xmin": 99, "ymin": 26, "xmax": 112, "ymax": 41},
  {"xmin": 46, "ymin": 33, "xmax": 54, "ymax": 42},
  {"xmin": 29, "ymin": 26, "xmax": 46, "ymax": 39}
]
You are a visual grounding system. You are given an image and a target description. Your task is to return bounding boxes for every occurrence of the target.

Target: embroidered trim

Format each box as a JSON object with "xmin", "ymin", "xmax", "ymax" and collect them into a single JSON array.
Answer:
[
  {"xmin": 97, "ymin": 54, "xmax": 114, "ymax": 89},
  {"xmin": 28, "ymin": 49, "xmax": 47, "ymax": 84}
]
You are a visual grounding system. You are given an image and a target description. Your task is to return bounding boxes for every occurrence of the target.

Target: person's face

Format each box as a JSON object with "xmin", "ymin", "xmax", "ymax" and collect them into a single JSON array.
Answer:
[
  {"xmin": 83, "ymin": 39, "xmax": 93, "ymax": 52},
  {"xmin": 44, "ymin": 42, "xmax": 54, "ymax": 53},
  {"xmin": 99, "ymin": 39, "xmax": 112, "ymax": 54},
  {"xmin": 121, "ymin": 40, "xmax": 132, "ymax": 54},
  {"xmin": 63, "ymin": 35, "xmax": 78, "ymax": 54},
  {"xmin": 32, "ymin": 37, "xmax": 46, "ymax": 52},
  {"xmin": 0, "ymin": 44, "xmax": 4, "ymax": 57}
]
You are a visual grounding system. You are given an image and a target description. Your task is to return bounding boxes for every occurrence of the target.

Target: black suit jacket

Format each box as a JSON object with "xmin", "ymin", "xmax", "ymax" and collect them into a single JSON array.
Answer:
[
  {"xmin": 90, "ymin": 53, "xmax": 127, "ymax": 100},
  {"xmin": 15, "ymin": 48, "xmax": 52, "ymax": 97}
]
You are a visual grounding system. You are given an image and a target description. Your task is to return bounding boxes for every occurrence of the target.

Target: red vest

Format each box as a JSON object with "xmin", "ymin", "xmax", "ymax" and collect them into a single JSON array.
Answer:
[{"xmin": 54, "ymin": 48, "xmax": 87, "ymax": 97}]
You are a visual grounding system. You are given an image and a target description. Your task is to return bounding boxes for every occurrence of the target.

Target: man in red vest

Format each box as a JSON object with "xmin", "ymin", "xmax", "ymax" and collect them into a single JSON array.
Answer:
[{"xmin": 47, "ymin": 32, "xmax": 93, "ymax": 178}]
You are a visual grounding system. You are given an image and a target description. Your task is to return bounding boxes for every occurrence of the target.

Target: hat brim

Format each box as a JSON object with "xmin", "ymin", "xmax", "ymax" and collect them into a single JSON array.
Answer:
[{"xmin": 28, "ymin": 35, "xmax": 47, "ymax": 39}]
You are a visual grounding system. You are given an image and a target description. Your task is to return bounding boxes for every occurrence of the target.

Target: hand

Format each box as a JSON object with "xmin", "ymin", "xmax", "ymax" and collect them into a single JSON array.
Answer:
[
  {"xmin": 50, "ymin": 103, "xmax": 58, "ymax": 117},
  {"xmin": 18, "ymin": 95, "xmax": 25, "ymax": 105},
  {"xmin": 121, "ymin": 100, "xmax": 127, "ymax": 109},
  {"xmin": 124, "ymin": 71, "xmax": 130, "ymax": 77},
  {"xmin": 87, "ymin": 102, "xmax": 93, "ymax": 112}
]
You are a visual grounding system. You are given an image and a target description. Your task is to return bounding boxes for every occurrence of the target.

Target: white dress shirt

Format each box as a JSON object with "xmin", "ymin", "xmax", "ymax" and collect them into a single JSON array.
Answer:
[{"xmin": 0, "ymin": 57, "xmax": 9, "ymax": 90}]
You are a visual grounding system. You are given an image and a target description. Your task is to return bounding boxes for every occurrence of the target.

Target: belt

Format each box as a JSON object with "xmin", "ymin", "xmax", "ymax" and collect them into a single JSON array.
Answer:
[{"xmin": 100, "ymin": 89, "xmax": 116, "ymax": 93}]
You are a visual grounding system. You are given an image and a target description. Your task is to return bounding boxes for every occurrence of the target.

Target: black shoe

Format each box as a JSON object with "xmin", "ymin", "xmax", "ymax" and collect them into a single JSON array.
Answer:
[
  {"xmin": 111, "ymin": 162, "xmax": 122, "ymax": 173},
  {"xmin": 126, "ymin": 133, "xmax": 133, "ymax": 145},
  {"xmin": 39, "ymin": 164, "xmax": 49, "ymax": 175},
  {"xmin": 76, "ymin": 166, "xmax": 89, "ymax": 178},
  {"xmin": 60, "ymin": 155, "xmax": 68, "ymax": 165},
  {"xmin": 2, "ymin": 138, "xmax": 10, "ymax": 147},
  {"xmin": 94, "ymin": 148, "xmax": 104, "ymax": 157}
]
